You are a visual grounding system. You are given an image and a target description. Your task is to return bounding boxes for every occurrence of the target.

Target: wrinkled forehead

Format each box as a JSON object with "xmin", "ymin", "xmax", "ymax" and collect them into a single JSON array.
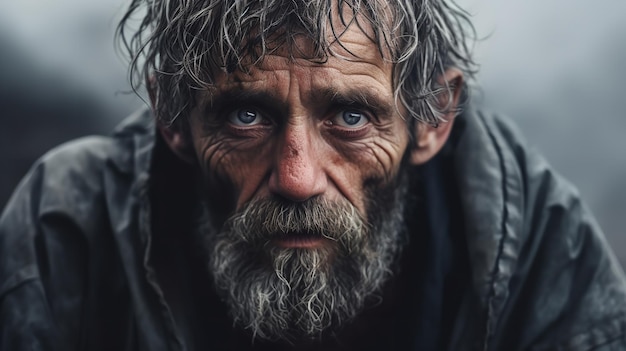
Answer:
[
  {"xmin": 213, "ymin": 0, "xmax": 395, "ymax": 72},
  {"xmin": 251, "ymin": 19, "xmax": 385, "ymax": 66}
]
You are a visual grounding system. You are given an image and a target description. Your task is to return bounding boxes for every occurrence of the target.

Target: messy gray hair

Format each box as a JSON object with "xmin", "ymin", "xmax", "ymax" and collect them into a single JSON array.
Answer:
[{"xmin": 116, "ymin": 0, "xmax": 476, "ymax": 128}]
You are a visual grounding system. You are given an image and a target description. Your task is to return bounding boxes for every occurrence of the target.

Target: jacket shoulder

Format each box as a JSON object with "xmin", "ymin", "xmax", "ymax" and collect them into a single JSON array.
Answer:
[
  {"xmin": 0, "ymin": 134, "xmax": 133, "ymax": 285},
  {"xmin": 11, "ymin": 134, "xmax": 133, "ymax": 222},
  {"xmin": 0, "ymin": 121, "xmax": 148, "ymax": 349},
  {"xmin": 1, "ymin": 107, "xmax": 153, "ymax": 237},
  {"xmin": 463, "ymin": 111, "xmax": 626, "ymax": 350}
]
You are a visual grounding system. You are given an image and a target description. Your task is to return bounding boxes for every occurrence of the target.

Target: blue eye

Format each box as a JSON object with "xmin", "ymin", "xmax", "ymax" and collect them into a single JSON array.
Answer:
[
  {"xmin": 334, "ymin": 110, "xmax": 369, "ymax": 128},
  {"xmin": 228, "ymin": 108, "xmax": 264, "ymax": 126}
]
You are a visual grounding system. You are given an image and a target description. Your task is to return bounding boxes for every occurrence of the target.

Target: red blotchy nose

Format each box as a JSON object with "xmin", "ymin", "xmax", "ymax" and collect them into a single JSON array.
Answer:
[{"xmin": 268, "ymin": 125, "xmax": 327, "ymax": 202}]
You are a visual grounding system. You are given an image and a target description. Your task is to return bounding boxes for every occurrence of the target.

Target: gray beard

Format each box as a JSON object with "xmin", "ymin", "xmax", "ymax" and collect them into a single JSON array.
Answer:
[{"xmin": 195, "ymin": 176, "xmax": 409, "ymax": 342}]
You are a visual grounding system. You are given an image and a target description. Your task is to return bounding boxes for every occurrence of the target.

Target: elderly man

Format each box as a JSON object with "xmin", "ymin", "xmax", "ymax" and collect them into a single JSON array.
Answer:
[{"xmin": 1, "ymin": 0, "xmax": 625, "ymax": 350}]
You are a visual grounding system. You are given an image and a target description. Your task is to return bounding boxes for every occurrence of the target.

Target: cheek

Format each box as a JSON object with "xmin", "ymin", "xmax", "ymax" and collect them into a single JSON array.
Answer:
[
  {"xmin": 325, "ymin": 131, "xmax": 409, "ymax": 212},
  {"xmin": 376, "ymin": 121, "xmax": 411, "ymax": 175},
  {"xmin": 195, "ymin": 136, "xmax": 272, "ymax": 209},
  {"xmin": 334, "ymin": 129, "xmax": 408, "ymax": 179},
  {"xmin": 367, "ymin": 137, "xmax": 407, "ymax": 178}
]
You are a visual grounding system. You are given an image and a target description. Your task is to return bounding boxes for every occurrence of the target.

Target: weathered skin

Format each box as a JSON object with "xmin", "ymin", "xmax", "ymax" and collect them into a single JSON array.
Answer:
[
  {"xmin": 185, "ymin": 20, "xmax": 410, "ymax": 230},
  {"xmin": 2, "ymin": 107, "xmax": 626, "ymax": 350}
]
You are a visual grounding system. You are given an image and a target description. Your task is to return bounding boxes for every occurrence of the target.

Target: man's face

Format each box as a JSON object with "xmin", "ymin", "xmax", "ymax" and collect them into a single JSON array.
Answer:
[
  {"xmin": 186, "ymin": 16, "xmax": 413, "ymax": 341},
  {"xmin": 189, "ymin": 27, "xmax": 410, "ymax": 229}
]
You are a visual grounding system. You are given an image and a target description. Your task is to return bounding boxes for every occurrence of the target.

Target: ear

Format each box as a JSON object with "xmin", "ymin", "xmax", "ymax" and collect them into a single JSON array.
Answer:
[
  {"xmin": 158, "ymin": 125, "xmax": 196, "ymax": 164},
  {"xmin": 409, "ymin": 68, "xmax": 464, "ymax": 165},
  {"xmin": 147, "ymin": 76, "xmax": 197, "ymax": 164}
]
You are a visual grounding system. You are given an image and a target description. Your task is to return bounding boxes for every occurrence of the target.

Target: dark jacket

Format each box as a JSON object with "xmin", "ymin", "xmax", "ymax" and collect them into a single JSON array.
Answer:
[{"xmin": 1, "ymin": 108, "xmax": 625, "ymax": 351}]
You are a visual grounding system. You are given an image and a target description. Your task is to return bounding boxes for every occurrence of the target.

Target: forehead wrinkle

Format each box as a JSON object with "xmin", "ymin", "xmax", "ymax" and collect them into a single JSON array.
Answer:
[
  {"xmin": 213, "ymin": 86, "xmax": 282, "ymax": 104},
  {"xmin": 204, "ymin": 67, "xmax": 287, "ymax": 102},
  {"xmin": 325, "ymin": 26, "xmax": 384, "ymax": 63},
  {"xmin": 200, "ymin": 31, "xmax": 394, "ymax": 113},
  {"xmin": 310, "ymin": 64, "xmax": 392, "ymax": 97}
]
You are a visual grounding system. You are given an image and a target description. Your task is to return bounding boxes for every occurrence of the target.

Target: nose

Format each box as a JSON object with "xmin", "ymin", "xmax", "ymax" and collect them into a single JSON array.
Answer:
[{"xmin": 268, "ymin": 123, "xmax": 328, "ymax": 202}]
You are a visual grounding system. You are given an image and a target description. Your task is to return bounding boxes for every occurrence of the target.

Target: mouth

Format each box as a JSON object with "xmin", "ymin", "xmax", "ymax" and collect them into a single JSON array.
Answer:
[{"xmin": 271, "ymin": 232, "xmax": 330, "ymax": 249}]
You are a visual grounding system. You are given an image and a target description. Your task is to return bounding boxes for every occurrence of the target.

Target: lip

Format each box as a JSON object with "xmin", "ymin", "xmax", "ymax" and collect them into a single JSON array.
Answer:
[{"xmin": 272, "ymin": 235, "xmax": 328, "ymax": 249}]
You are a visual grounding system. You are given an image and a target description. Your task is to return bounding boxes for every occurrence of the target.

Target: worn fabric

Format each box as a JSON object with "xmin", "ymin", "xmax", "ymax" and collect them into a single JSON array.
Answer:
[{"xmin": 1, "ymin": 108, "xmax": 626, "ymax": 350}]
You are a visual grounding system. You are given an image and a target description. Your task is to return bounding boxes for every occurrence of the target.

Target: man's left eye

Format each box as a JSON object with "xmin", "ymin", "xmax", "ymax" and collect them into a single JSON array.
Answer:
[{"xmin": 332, "ymin": 110, "xmax": 369, "ymax": 128}]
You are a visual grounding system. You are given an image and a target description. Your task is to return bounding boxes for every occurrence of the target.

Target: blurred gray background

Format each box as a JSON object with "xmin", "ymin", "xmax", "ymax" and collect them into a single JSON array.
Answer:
[{"xmin": 1, "ymin": 1, "xmax": 625, "ymax": 264}]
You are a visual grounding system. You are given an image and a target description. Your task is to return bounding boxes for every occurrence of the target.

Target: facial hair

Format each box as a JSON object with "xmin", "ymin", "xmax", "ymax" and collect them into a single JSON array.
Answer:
[{"xmin": 194, "ymin": 173, "xmax": 410, "ymax": 342}]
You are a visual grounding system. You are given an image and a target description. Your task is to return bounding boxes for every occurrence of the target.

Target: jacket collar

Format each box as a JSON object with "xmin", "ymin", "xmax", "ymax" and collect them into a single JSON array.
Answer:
[
  {"xmin": 114, "ymin": 107, "xmax": 523, "ymax": 347},
  {"xmin": 452, "ymin": 109, "xmax": 524, "ymax": 337},
  {"xmin": 108, "ymin": 108, "xmax": 185, "ymax": 351}
]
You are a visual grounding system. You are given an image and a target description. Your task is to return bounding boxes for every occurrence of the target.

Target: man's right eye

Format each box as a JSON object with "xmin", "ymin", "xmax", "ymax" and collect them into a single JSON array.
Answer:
[{"xmin": 228, "ymin": 108, "xmax": 265, "ymax": 126}]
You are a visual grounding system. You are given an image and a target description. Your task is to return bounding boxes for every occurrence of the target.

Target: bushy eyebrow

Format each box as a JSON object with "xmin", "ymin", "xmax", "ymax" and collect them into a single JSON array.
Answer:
[
  {"xmin": 204, "ymin": 89, "xmax": 284, "ymax": 115},
  {"xmin": 204, "ymin": 85, "xmax": 395, "ymax": 119},
  {"xmin": 313, "ymin": 87, "xmax": 394, "ymax": 118}
]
